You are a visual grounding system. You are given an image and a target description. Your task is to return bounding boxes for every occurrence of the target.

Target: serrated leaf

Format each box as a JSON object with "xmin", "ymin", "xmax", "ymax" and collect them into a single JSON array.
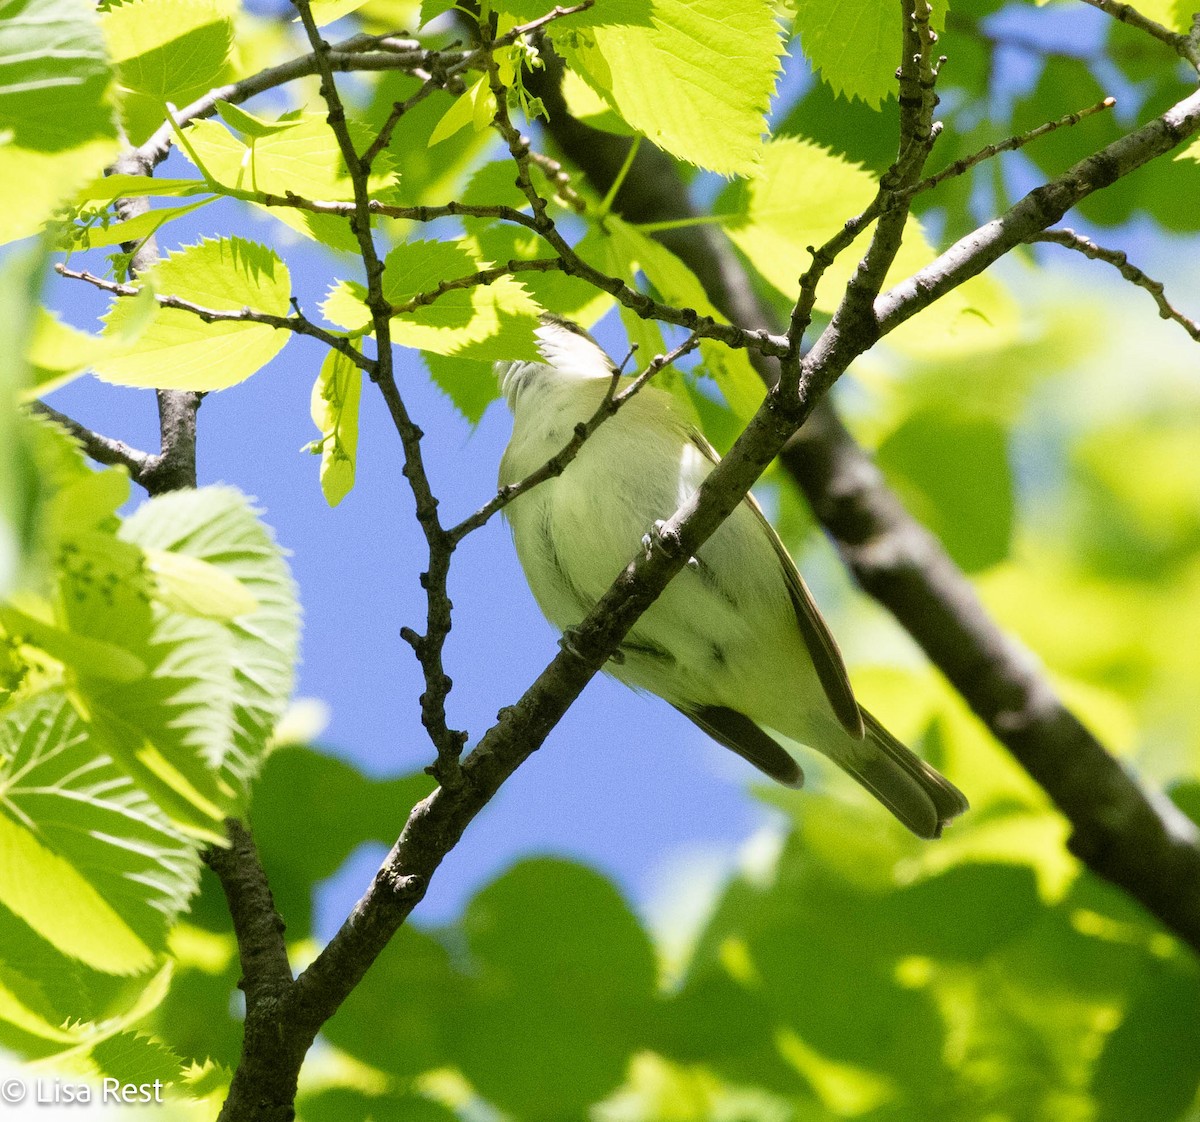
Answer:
[
  {"xmin": 142, "ymin": 548, "xmax": 259, "ymax": 620},
  {"xmin": 182, "ymin": 111, "xmax": 399, "ymax": 248},
  {"xmin": 100, "ymin": 0, "xmax": 234, "ymax": 144},
  {"xmin": 793, "ymin": 0, "xmax": 948, "ymax": 108},
  {"xmin": 323, "ymin": 238, "xmax": 543, "ymax": 360},
  {"xmin": 91, "ymin": 1031, "xmax": 183, "ymax": 1086},
  {"xmin": 309, "ymin": 345, "xmax": 362, "ymax": 507},
  {"xmin": 423, "ymin": 352, "xmax": 499, "ymax": 425},
  {"xmin": 550, "ymin": 0, "xmax": 783, "ymax": 173},
  {"xmin": 0, "ymin": 0, "xmax": 119, "ymax": 244},
  {"xmin": 121, "ymin": 487, "xmax": 300, "ymax": 805},
  {"xmin": 94, "ymin": 236, "xmax": 292, "ymax": 391}
]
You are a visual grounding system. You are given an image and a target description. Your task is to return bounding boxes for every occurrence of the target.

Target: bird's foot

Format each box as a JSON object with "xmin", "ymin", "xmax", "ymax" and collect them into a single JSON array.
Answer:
[
  {"xmin": 558, "ymin": 629, "xmax": 585, "ymax": 659},
  {"xmin": 642, "ymin": 519, "xmax": 700, "ymax": 568}
]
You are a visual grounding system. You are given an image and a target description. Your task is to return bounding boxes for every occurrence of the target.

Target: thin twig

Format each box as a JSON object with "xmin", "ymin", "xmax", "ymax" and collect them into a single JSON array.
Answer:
[
  {"xmin": 527, "ymin": 149, "xmax": 588, "ymax": 214},
  {"xmin": 1032, "ymin": 227, "xmax": 1200, "ymax": 342},
  {"xmin": 388, "ymin": 258, "xmax": 563, "ymax": 316},
  {"xmin": 293, "ymin": 0, "xmax": 467, "ymax": 795},
  {"xmin": 55, "ymin": 265, "xmax": 372, "ymax": 370},
  {"xmin": 448, "ymin": 332, "xmax": 701, "ymax": 544},
  {"xmin": 905, "ymin": 97, "xmax": 1117, "ymax": 201},
  {"xmin": 361, "ymin": 76, "xmax": 442, "ymax": 170},
  {"xmin": 1078, "ymin": 0, "xmax": 1200, "ymax": 70}
]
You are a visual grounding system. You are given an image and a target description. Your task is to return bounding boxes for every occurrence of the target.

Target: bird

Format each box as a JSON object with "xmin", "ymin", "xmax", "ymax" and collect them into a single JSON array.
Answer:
[{"xmin": 495, "ymin": 316, "xmax": 968, "ymax": 838}]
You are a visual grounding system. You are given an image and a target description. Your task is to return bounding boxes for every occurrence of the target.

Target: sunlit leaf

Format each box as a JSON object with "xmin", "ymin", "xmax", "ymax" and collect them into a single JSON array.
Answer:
[
  {"xmin": 95, "ymin": 236, "xmax": 292, "ymax": 391},
  {"xmin": 549, "ymin": 0, "xmax": 783, "ymax": 173},
  {"xmin": 0, "ymin": 0, "xmax": 119, "ymax": 244}
]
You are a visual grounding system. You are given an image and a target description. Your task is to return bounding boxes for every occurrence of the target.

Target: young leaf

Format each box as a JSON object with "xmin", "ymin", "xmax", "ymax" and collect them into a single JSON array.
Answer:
[
  {"xmin": 550, "ymin": 0, "xmax": 784, "ymax": 174},
  {"xmin": 309, "ymin": 346, "xmax": 363, "ymax": 507},
  {"xmin": 427, "ymin": 77, "xmax": 496, "ymax": 147},
  {"xmin": 0, "ymin": 694, "xmax": 205, "ymax": 974},
  {"xmin": 793, "ymin": 0, "xmax": 948, "ymax": 109},
  {"xmin": 0, "ymin": 0, "xmax": 119, "ymax": 245},
  {"xmin": 120, "ymin": 487, "xmax": 301, "ymax": 804},
  {"xmin": 99, "ymin": 0, "xmax": 234, "ymax": 144},
  {"xmin": 94, "ymin": 237, "xmax": 292, "ymax": 392}
]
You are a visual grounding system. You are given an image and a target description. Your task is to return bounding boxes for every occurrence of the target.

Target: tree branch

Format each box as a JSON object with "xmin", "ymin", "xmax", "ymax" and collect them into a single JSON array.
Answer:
[
  {"xmin": 447, "ymin": 332, "xmax": 701, "ymax": 544},
  {"xmin": 527, "ymin": 51, "xmax": 1200, "ymax": 954},
  {"xmin": 29, "ymin": 402, "xmax": 156, "ymax": 484},
  {"xmin": 1030, "ymin": 226, "xmax": 1200, "ymax": 342}
]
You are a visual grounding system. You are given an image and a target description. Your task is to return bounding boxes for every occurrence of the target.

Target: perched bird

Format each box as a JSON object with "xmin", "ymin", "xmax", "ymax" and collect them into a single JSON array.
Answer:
[{"xmin": 496, "ymin": 317, "xmax": 968, "ymax": 838}]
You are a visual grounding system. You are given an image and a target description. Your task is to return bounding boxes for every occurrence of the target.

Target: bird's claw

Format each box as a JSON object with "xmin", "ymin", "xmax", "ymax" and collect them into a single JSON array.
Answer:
[{"xmin": 558, "ymin": 629, "xmax": 585, "ymax": 659}]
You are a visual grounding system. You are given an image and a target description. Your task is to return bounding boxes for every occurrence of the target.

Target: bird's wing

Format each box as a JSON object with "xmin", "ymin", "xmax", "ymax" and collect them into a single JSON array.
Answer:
[
  {"xmin": 687, "ymin": 429, "xmax": 865, "ymax": 739},
  {"xmin": 672, "ymin": 703, "xmax": 803, "ymax": 787}
]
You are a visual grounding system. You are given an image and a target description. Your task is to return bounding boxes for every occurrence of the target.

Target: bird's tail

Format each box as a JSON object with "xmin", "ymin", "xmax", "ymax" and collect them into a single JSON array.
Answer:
[{"xmin": 824, "ymin": 707, "xmax": 968, "ymax": 839}]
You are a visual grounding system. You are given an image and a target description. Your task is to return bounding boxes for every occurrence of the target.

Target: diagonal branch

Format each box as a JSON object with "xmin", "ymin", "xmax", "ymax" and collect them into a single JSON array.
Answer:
[
  {"xmin": 527, "ymin": 52, "xmax": 1200, "ymax": 954},
  {"xmin": 1030, "ymin": 226, "xmax": 1200, "ymax": 342},
  {"xmin": 448, "ymin": 332, "xmax": 701, "ymax": 544}
]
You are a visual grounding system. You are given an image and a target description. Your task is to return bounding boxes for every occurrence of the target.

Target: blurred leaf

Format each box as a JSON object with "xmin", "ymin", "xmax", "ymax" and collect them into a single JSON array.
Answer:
[
  {"xmin": 250, "ymin": 746, "xmax": 435, "ymax": 938},
  {"xmin": 0, "ymin": 0, "xmax": 120, "ymax": 245},
  {"xmin": 449, "ymin": 858, "xmax": 658, "ymax": 1119},
  {"xmin": 0, "ymin": 692, "xmax": 199, "ymax": 969},
  {"xmin": 1093, "ymin": 965, "xmax": 1200, "ymax": 1122},
  {"xmin": 323, "ymin": 924, "xmax": 460, "ymax": 1080},
  {"xmin": 876, "ymin": 409, "xmax": 1014, "ymax": 573},
  {"xmin": 99, "ymin": 0, "xmax": 233, "ymax": 144}
]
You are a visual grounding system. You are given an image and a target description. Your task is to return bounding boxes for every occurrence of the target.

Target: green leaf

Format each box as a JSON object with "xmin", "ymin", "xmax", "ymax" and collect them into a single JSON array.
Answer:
[
  {"xmin": 99, "ymin": 0, "xmax": 233, "ymax": 145},
  {"xmin": 250, "ymin": 747, "xmax": 435, "ymax": 940},
  {"xmin": 1093, "ymin": 967, "xmax": 1200, "ymax": 1122},
  {"xmin": 91, "ymin": 1031, "xmax": 183, "ymax": 1087},
  {"xmin": 427, "ymin": 76, "xmax": 495, "ymax": 147},
  {"xmin": 876, "ymin": 409, "xmax": 1014, "ymax": 573},
  {"xmin": 121, "ymin": 487, "xmax": 300, "ymax": 807},
  {"xmin": 550, "ymin": 0, "xmax": 783, "ymax": 173},
  {"xmin": 793, "ymin": 0, "xmax": 948, "ymax": 108},
  {"xmin": 95, "ymin": 236, "xmax": 292, "ymax": 391},
  {"xmin": 0, "ymin": 249, "xmax": 43, "ymax": 596},
  {"xmin": 322, "ymin": 238, "xmax": 544, "ymax": 360},
  {"xmin": 309, "ymin": 346, "xmax": 362, "ymax": 507},
  {"xmin": 0, "ymin": 693, "xmax": 200, "ymax": 973},
  {"xmin": 182, "ymin": 111, "xmax": 400, "ymax": 249},
  {"xmin": 607, "ymin": 217, "xmax": 764, "ymax": 421},
  {"xmin": 65, "ymin": 197, "xmax": 214, "ymax": 252},
  {"xmin": 75, "ymin": 175, "xmax": 211, "ymax": 204},
  {"xmin": 0, "ymin": 0, "xmax": 120, "ymax": 245},
  {"xmin": 449, "ymin": 858, "xmax": 658, "ymax": 1119},
  {"xmin": 423, "ymin": 352, "xmax": 500, "ymax": 426},
  {"xmin": 721, "ymin": 137, "xmax": 931, "ymax": 308},
  {"xmin": 0, "ymin": 605, "xmax": 147, "ymax": 683},
  {"xmin": 323, "ymin": 925, "xmax": 459, "ymax": 1079},
  {"xmin": 141, "ymin": 548, "xmax": 259, "ymax": 620}
]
